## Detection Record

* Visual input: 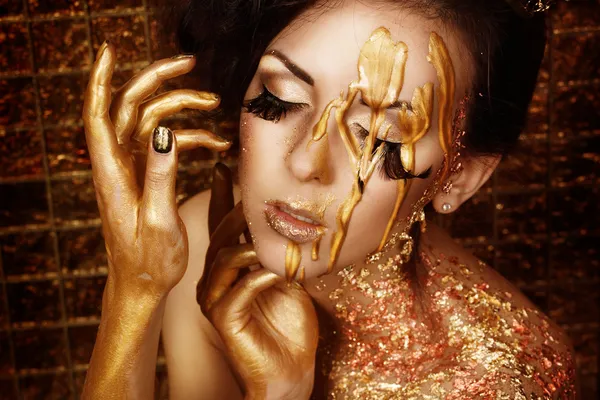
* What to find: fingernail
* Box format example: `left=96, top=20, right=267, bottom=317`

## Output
left=171, top=54, right=195, bottom=60
left=153, top=126, right=173, bottom=154
left=96, top=40, right=109, bottom=58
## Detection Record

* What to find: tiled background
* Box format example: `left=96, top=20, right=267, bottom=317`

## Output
left=0, top=0, right=598, bottom=398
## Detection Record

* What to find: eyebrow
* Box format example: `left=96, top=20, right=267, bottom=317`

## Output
left=265, top=49, right=315, bottom=86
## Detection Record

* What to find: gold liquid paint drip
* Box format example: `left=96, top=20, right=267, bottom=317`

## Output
left=312, top=238, right=321, bottom=261
left=312, top=29, right=411, bottom=274
left=310, top=28, right=455, bottom=274
left=326, top=180, right=363, bottom=274
left=427, top=31, right=456, bottom=182
left=298, top=266, right=306, bottom=283
left=377, top=82, right=434, bottom=251
left=285, top=241, right=302, bottom=283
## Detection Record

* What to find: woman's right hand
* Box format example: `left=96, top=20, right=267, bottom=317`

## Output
left=197, top=165, right=319, bottom=400
left=83, top=41, right=231, bottom=301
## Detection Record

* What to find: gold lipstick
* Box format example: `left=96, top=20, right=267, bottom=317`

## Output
left=264, top=200, right=326, bottom=244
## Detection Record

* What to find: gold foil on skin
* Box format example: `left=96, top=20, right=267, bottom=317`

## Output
left=285, top=241, right=302, bottom=283
left=318, top=245, right=576, bottom=398
left=309, top=30, right=575, bottom=397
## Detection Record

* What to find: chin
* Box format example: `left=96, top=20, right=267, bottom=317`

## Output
left=251, top=230, right=329, bottom=281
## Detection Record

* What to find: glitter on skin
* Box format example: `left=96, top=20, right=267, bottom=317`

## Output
left=314, top=239, right=576, bottom=399
left=307, top=29, right=574, bottom=399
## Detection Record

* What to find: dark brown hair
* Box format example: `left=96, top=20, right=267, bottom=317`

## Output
left=172, top=0, right=547, bottom=157
left=171, top=0, right=546, bottom=299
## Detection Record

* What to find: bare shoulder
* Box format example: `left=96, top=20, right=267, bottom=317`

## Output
left=421, top=223, right=577, bottom=398
left=161, top=186, right=242, bottom=400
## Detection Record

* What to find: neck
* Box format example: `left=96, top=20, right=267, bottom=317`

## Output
left=303, top=220, right=427, bottom=337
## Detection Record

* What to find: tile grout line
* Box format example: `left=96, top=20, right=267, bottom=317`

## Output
left=0, top=237, right=20, bottom=398
left=141, top=0, right=154, bottom=64
left=545, top=12, right=554, bottom=318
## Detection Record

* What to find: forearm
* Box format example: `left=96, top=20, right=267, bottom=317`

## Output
left=82, top=278, right=166, bottom=399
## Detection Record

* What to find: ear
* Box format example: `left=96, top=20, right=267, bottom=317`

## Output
left=432, top=155, right=501, bottom=214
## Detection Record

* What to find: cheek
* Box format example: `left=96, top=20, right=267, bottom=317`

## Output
left=338, top=176, right=399, bottom=261
left=239, top=115, right=288, bottom=188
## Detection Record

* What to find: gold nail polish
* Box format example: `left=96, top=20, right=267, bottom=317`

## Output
left=153, top=127, right=173, bottom=154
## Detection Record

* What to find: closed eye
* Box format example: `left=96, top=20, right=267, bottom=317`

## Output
left=243, top=85, right=307, bottom=122
left=353, top=123, right=432, bottom=181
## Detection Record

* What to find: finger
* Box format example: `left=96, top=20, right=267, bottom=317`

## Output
left=109, top=55, right=197, bottom=144
left=211, top=269, right=282, bottom=327
left=174, top=130, right=232, bottom=153
left=200, top=243, right=258, bottom=312
left=197, top=202, right=247, bottom=308
left=206, top=202, right=247, bottom=272
left=127, top=130, right=231, bottom=155
left=82, top=42, right=137, bottom=205
left=132, top=90, right=220, bottom=144
left=208, top=163, right=234, bottom=236
left=141, top=127, right=178, bottom=221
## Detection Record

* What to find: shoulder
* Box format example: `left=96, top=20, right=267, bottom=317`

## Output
left=178, top=184, right=242, bottom=271
left=162, top=186, right=244, bottom=399
left=420, top=223, right=577, bottom=398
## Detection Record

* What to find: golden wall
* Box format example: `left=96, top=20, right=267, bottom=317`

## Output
left=0, top=0, right=598, bottom=398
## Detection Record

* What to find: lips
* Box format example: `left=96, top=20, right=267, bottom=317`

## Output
left=264, top=201, right=326, bottom=243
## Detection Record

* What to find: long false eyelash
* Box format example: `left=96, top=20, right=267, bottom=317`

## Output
left=243, top=85, right=306, bottom=122
left=356, top=125, right=431, bottom=181
left=374, top=138, right=432, bottom=181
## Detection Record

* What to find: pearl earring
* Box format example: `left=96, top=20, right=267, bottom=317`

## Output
left=442, top=203, right=452, bottom=212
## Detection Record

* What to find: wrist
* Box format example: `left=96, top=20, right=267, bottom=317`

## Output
left=102, top=274, right=168, bottom=313
left=245, top=378, right=312, bottom=400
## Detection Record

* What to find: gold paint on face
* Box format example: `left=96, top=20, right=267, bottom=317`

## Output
left=310, top=27, right=454, bottom=273
left=427, top=31, right=456, bottom=181
left=312, top=238, right=321, bottom=261
left=285, top=241, right=302, bottom=282
left=287, top=194, right=334, bottom=223
left=298, top=266, right=306, bottom=283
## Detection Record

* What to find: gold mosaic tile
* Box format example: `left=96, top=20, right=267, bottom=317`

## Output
left=0, top=231, right=57, bottom=277
left=32, top=19, right=90, bottom=73
left=26, top=0, right=84, bottom=17
left=0, top=129, right=44, bottom=179
left=64, top=277, right=105, bottom=321
left=91, top=16, right=148, bottom=66
left=18, top=372, right=72, bottom=400
left=0, top=78, right=37, bottom=128
left=553, top=32, right=600, bottom=84
left=0, top=1, right=599, bottom=397
left=496, top=191, right=548, bottom=239
left=13, top=328, right=67, bottom=370
left=50, top=178, right=100, bottom=225
left=44, top=125, right=91, bottom=174
left=57, top=228, right=107, bottom=276
left=38, top=74, right=88, bottom=125
left=6, top=281, right=62, bottom=326
left=495, top=239, right=548, bottom=287
left=0, top=182, right=49, bottom=227
left=0, top=23, right=31, bottom=74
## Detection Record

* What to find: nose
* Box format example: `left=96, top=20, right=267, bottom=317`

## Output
left=287, top=130, right=333, bottom=185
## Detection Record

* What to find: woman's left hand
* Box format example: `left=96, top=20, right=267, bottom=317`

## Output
left=197, top=165, right=319, bottom=400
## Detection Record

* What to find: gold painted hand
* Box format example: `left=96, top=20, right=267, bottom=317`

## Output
left=198, top=166, right=319, bottom=400
left=83, top=42, right=231, bottom=299
left=82, top=42, right=231, bottom=399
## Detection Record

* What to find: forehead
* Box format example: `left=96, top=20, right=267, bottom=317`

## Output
left=267, top=1, right=462, bottom=93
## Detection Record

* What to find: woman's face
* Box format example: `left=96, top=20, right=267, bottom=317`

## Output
left=239, top=1, right=470, bottom=280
